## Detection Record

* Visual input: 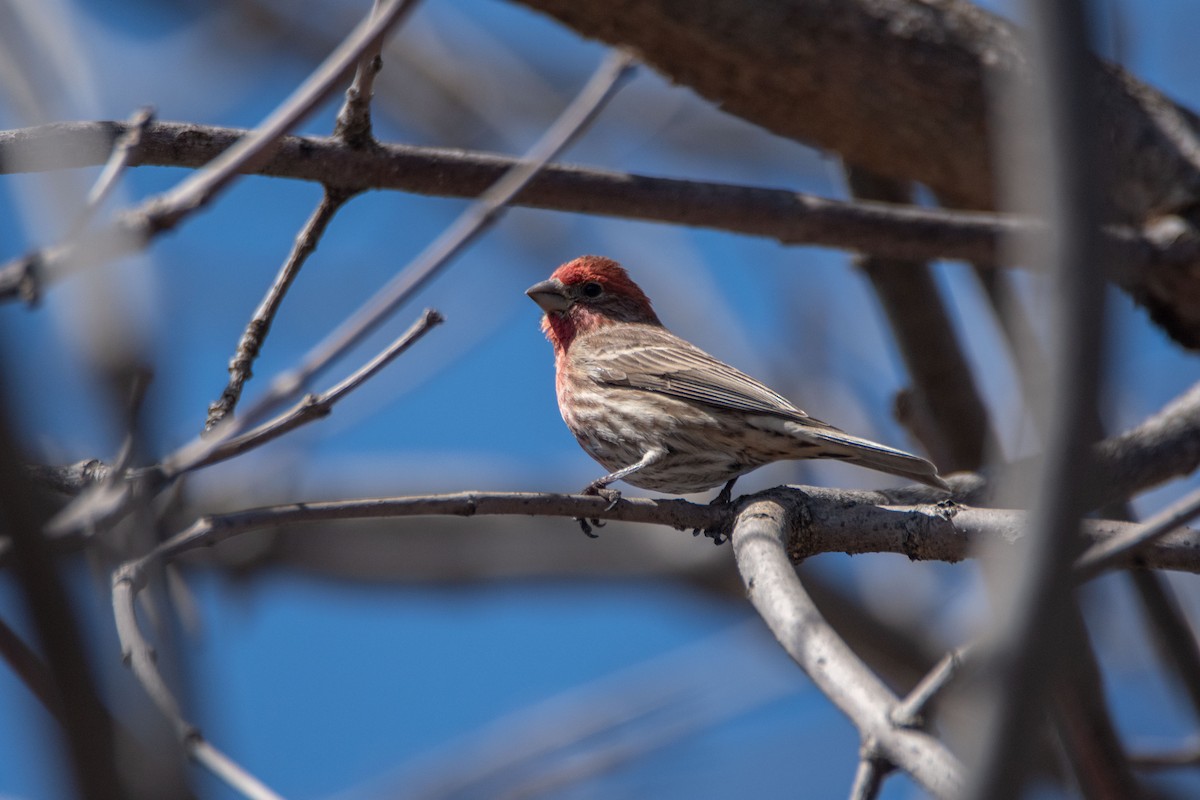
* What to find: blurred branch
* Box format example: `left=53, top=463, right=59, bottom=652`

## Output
left=0, top=374, right=122, bottom=798
left=45, top=307, right=443, bottom=537
left=948, top=378, right=1200, bottom=508
left=844, top=167, right=996, bottom=471
left=0, top=0, right=421, bottom=303
left=1130, top=741, right=1200, bottom=770
left=967, top=1, right=1109, bottom=796
left=113, top=562, right=283, bottom=800
left=1126, top=570, right=1200, bottom=725
left=890, top=647, right=966, bottom=729
left=66, top=106, right=154, bottom=241
left=729, top=495, right=963, bottom=798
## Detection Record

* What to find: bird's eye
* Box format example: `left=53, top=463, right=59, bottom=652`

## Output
left=581, top=281, right=603, bottom=298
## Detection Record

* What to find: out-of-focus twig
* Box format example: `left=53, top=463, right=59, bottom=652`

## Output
left=0, top=373, right=122, bottom=798
left=966, top=1, right=1110, bottom=797
left=0, top=0, right=420, bottom=299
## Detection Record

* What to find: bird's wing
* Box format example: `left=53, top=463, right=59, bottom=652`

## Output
left=576, top=325, right=835, bottom=427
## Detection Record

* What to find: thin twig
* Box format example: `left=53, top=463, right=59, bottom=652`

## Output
left=206, top=0, right=391, bottom=431
left=267, top=50, right=637, bottom=415
left=890, top=647, right=967, bottom=729
left=45, top=307, right=441, bottom=539
left=848, top=752, right=888, bottom=800
left=112, top=568, right=284, bottom=800
left=333, top=0, right=386, bottom=147
left=68, top=106, right=154, bottom=239
left=204, top=187, right=353, bottom=430
left=1075, top=484, right=1200, bottom=579
left=139, top=0, right=419, bottom=234
left=191, top=308, right=443, bottom=472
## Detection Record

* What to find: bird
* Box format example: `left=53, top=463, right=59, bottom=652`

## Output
left=526, top=255, right=949, bottom=535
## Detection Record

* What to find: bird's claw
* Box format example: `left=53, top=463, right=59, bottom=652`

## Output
left=692, top=525, right=731, bottom=545
left=576, top=517, right=602, bottom=538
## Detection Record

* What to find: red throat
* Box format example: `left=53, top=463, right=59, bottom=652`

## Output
left=541, top=304, right=613, bottom=354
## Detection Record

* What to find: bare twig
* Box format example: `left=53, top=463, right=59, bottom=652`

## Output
left=204, top=187, right=353, bottom=430
left=729, top=495, right=964, bottom=798
left=1075, top=484, right=1200, bottom=579
left=191, top=308, right=443, bottom=472
left=111, top=573, right=284, bottom=800
left=333, top=0, right=386, bottom=147
left=890, top=647, right=967, bottom=729
left=68, top=106, right=154, bottom=239
left=269, top=50, right=636, bottom=412
left=139, top=0, right=418, bottom=233
left=207, top=0, right=392, bottom=430
left=848, top=750, right=888, bottom=800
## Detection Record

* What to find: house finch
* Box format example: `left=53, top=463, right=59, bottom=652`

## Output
left=527, top=256, right=948, bottom=534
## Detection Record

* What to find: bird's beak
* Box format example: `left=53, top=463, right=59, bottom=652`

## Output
left=525, top=278, right=571, bottom=313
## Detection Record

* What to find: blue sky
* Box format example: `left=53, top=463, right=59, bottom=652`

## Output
left=2, top=1, right=1200, bottom=797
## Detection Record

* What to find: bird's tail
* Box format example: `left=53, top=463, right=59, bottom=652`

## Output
left=796, top=426, right=950, bottom=491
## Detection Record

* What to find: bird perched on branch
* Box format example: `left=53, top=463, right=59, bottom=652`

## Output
left=527, top=255, right=948, bottom=535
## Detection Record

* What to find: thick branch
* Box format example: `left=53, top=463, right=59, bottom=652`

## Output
left=511, top=0, right=1200, bottom=220
left=730, top=495, right=963, bottom=798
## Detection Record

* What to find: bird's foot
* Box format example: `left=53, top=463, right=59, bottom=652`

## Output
left=576, top=483, right=621, bottom=537
left=692, top=479, right=737, bottom=544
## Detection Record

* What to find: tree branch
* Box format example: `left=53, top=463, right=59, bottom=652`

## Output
left=729, top=495, right=963, bottom=798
